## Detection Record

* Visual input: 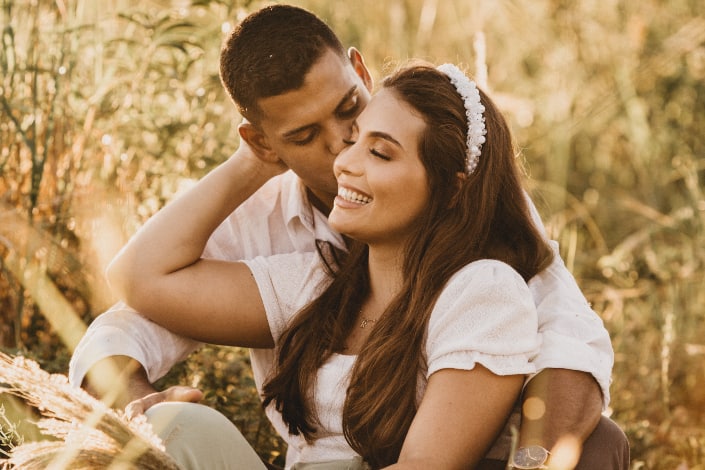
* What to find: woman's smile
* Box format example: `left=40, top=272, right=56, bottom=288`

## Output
left=335, top=185, right=373, bottom=207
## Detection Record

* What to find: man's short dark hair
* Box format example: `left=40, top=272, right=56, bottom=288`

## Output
left=220, top=4, right=346, bottom=123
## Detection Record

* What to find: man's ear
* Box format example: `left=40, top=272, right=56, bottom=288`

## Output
left=348, top=47, right=373, bottom=92
left=238, top=121, right=280, bottom=164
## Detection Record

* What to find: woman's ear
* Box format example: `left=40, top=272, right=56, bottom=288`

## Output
left=238, top=121, right=281, bottom=164
left=348, top=47, right=373, bottom=92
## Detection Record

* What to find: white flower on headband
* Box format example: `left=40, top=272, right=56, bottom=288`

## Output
left=437, top=63, right=487, bottom=175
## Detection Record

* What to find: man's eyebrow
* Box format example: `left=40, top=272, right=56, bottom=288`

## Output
left=282, top=86, right=359, bottom=139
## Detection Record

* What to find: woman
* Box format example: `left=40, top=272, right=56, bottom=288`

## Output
left=108, top=62, right=554, bottom=469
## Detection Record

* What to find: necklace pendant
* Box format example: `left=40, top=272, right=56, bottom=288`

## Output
left=360, top=318, right=376, bottom=329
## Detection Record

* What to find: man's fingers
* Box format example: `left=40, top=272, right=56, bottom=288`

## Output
left=125, top=390, right=165, bottom=419
left=124, top=398, right=147, bottom=420
left=164, top=386, right=204, bottom=403
left=124, top=386, right=203, bottom=420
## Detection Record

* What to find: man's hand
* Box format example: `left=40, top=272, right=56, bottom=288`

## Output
left=83, top=356, right=158, bottom=408
left=83, top=356, right=204, bottom=418
left=125, top=385, right=204, bottom=419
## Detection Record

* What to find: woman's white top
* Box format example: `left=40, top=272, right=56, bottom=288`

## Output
left=244, top=252, right=541, bottom=466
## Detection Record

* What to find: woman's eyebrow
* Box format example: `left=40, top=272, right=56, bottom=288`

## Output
left=367, top=131, right=403, bottom=150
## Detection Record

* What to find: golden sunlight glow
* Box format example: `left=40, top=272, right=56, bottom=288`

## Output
left=549, top=435, right=582, bottom=470
left=523, top=396, right=546, bottom=420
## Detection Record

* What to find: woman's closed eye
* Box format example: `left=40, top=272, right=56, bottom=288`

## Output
left=370, top=148, right=391, bottom=161
left=342, top=122, right=391, bottom=160
left=340, top=138, right=390, bottom=161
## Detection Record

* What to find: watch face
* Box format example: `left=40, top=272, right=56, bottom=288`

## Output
left=512, top=445, right=549, bottom=469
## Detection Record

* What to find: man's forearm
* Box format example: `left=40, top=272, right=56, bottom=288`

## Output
left=519, top=368, right=603, bottom=450
left=107, top=149, right=280, bottom=307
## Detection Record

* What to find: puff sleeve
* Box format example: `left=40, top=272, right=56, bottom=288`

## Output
left=426, top=260, right=540, bottom=378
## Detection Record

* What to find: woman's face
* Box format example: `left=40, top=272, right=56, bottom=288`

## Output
left=328, top=88, right=430, bottom=247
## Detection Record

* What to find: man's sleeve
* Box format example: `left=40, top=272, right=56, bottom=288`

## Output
left=69, top=202, right=254, bottom=388
left=525, top=195, right=614, bottom=408
left=68, top=301, right=201, bottom=387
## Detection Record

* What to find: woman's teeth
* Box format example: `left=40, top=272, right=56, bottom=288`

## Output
left=338, top=188, right=372, bottom=204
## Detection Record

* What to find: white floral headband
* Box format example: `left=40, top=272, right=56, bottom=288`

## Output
left=437, top=63, right=487, bottom=175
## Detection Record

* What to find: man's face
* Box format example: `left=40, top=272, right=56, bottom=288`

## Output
left=256, top=49, right=372, bottom=210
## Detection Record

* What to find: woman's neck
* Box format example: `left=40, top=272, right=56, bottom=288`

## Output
left=366, top=245, right=405, bottom=308
left=337, top=245, right=404, bottom=354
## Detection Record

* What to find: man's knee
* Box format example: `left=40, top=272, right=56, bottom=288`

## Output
left=145, top=402, right=235, bottom=437
left=145, top=402, right=266, bottom=470
left=575, top=415, right=630, bottom=470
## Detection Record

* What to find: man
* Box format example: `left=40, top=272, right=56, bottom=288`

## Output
left=69, top=5, right=628, bottom=469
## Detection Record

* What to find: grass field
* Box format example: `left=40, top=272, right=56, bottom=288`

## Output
left=1, top=0, right=704, bottom=468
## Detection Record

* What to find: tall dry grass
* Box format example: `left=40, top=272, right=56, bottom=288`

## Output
left=1, top=0, right=704, bottom=468
left=0, top=352, right=178, bottom=469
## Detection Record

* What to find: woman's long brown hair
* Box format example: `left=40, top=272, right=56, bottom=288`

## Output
left=261, top=64, right=554, bottom=468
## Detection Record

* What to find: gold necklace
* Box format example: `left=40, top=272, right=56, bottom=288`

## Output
left=359, top=306, right=381, bottom=329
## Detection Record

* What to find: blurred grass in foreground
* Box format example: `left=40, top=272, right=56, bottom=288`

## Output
left=1, top=0, right=704, bottom=468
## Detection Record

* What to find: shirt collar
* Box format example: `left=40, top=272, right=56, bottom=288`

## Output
left=281, top=171, right=314, bottom=229
left=283, top=171, right=345, bottom=250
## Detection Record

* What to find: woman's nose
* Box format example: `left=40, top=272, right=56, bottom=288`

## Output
left=333, top=142, right=360, bottom=176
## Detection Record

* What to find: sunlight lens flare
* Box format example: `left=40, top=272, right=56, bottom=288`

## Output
left=549, top=435, right=582, bottom=470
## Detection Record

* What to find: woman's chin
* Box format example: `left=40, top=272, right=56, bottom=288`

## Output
left=329, top=218, right=352, bottom=237
left=328, top=209, right=348, bottom=231
left=328, top=217, right=360, bottom=241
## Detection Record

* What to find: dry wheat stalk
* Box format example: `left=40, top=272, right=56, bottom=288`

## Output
left=0, top=352, right=180, bottom=469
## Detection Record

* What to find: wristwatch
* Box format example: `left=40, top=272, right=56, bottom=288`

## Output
left=511, top=445, right=550, bottom=469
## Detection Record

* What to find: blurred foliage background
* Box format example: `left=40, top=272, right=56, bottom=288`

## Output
left=0, top=0, right=703, bottom=468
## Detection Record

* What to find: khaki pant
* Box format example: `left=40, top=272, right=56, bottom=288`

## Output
left=145, top=402, right=368, bottom=470
left=146, top=402, right=267, bottom=470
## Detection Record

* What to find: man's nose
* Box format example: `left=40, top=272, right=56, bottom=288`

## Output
left=325, top=121, right=353, bottom=156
